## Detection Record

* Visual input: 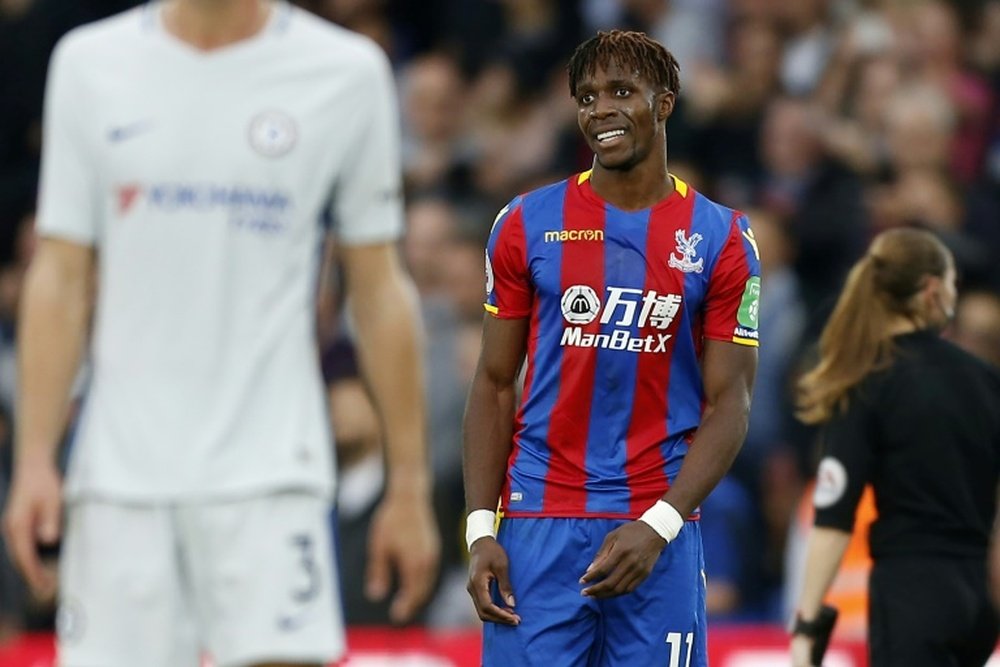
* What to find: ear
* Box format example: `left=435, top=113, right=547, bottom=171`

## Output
left=657, top=91, right=676, bottom=123
left=922, top=274, right=942, bottom=295
left=920, top=274, right=942, bottom=309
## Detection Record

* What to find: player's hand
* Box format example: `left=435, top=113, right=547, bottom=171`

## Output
left=579, top=520, right=666, bottom=599
left=2, top=459, right=62, bottom=600
left=466, top=537, right=521, bottom=625
left=366, top=487, right=440, bottom=623
left=790, top=634, right=815, bottom=667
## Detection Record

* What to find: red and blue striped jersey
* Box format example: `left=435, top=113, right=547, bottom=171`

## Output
left=484, top=171, right=761, bottom=519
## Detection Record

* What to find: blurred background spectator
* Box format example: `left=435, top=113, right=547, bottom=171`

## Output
left=1, top=0, right=998, bottom=640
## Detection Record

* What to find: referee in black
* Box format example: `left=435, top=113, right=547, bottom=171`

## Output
left=790, top=228, right=1000, bottom=667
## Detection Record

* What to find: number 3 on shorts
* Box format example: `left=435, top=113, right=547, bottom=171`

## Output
left=666, top=631, right=694, bottom=667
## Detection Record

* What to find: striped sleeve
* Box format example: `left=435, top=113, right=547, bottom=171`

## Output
left=703, top=213, right=761, bottom=347
left=484, top=197, right=532, bottom=318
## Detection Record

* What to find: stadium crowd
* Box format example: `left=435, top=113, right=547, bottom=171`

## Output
left=1, top=0, right=999, bottom=645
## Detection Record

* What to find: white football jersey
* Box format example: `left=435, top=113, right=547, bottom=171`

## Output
left=37, top=3, right=403, bottom=501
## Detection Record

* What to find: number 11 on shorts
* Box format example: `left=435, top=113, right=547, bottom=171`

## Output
left=666, top=631, right=694, bottom=667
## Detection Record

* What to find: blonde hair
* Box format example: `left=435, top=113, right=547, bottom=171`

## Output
left=797, top=228, right=952, bottom=424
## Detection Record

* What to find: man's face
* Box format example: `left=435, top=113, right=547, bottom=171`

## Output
left=574, top=61, right=672, bottom=171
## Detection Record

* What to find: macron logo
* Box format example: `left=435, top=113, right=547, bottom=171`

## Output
left=544, top=229, right=604, bottom=243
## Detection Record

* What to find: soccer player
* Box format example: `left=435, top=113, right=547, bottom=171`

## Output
left=1, top=2, right=439, bottom=666
left=463, top=30, right=760, bottom=666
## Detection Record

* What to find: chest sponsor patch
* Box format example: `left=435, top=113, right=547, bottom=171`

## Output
left=559, top=285, right=681, bottom=353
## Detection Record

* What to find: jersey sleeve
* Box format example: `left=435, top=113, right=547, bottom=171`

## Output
left=703, top=213, right=761, bottom=347
left=484, top=198, right=532, bottom=319
left=813, top=393, right=876, bottom=532
left=36, top=36, right=100, bottom=245
left=328, top=43, right=404, bottom=245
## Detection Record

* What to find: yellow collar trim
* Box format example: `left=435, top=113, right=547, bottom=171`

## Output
left=576, top=170, right=688, bottom=198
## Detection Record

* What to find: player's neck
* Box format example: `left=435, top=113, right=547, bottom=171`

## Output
left=162, top=0, right=273, bottom=51
left=589, top=159, right=674, bottom=212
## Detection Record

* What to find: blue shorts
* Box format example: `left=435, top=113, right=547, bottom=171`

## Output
left=483, top=517, right=707, bottom=667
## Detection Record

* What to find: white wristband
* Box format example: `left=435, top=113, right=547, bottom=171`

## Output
left=465, top=509, right=497, bottom=551
left=638, top=500, right=684, bottom=543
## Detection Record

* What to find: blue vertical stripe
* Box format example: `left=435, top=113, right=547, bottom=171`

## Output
left=510, top=183, right=568, bottom=513
left=584, top=206, right=650, bottom=514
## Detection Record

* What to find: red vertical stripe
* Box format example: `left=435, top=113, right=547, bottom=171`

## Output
left=624, top=194, right=696, bottom=515
left=541, top=183, right=606, bottom=515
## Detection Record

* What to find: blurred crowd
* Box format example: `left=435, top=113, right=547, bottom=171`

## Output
left=1, top=0, right=999, bottom=643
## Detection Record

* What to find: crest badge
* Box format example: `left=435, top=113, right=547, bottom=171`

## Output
left=248, top=110, right=297, bottom=158
left=668, top=229, right=704, bottom=274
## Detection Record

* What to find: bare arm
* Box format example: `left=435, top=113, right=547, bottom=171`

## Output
left=341, top=242, right=427, bottom=485
left=463, top=314, right=528, bottom=625
left=463, top=315, right=528, bottom=512
left=663, top=340, right=757, bottom=516
left=338, top=241, right=439, bottom=623
left=794, top=526, right=851, bottom=620
left=581, top=339, right=757, bottom=598
left=16, top=238, right=93, bottom=464
left=790, top=526, right=851, bottom=667
left=2, top=237, right=93, bottom=596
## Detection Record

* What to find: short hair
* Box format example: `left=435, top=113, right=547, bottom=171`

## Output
left=567, top=30, right=681, bottom=99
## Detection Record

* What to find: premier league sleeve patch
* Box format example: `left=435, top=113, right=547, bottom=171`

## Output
left=733, top=276, right=760, bottom=344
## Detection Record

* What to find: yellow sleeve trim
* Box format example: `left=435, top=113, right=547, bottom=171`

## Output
left=577, top=170, right=593, bottom=184
left=483, top=303, right=499, bottom=315
left=731, top=336, right=759, bottom=347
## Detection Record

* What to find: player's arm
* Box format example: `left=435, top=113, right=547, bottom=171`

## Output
left=661, top=340, right=756, bottom=515
left=580, top=341, right=756, bottom=598
left=327, top=36, right=439, bottom=622
left=2, top=238, right=93, bottom=597
left=463, top=316, right=526, bottom=512
left=657, top=214, right=761, bottom=515
left=463, top=314, right=528, bottom=625
left=2, top=32, right=96, bottom=597
left=339, top=241, right=440, bottom=623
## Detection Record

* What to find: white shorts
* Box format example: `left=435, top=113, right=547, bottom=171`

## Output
left=57, top=492, right=344, bottom=667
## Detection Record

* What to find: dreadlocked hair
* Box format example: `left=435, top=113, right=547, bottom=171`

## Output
left=567, top=30, right=681, bottom=98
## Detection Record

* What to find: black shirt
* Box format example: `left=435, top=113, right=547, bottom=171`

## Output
left=813, top=330, right=1000, bottom=558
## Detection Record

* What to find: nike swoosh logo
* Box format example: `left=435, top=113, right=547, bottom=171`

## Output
left=107, top=121, right=153, bottom=143
left=277, top=612, right=312, bottom=632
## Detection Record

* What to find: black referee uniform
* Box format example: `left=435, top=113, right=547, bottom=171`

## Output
left=813, top=330, right=1000, bottom=667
